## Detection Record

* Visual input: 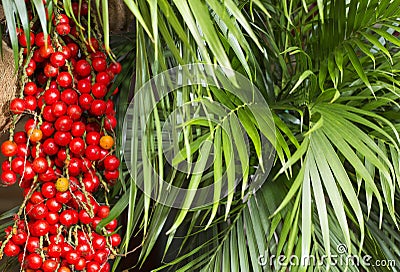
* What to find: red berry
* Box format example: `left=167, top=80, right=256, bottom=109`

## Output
left=109, top=62, right=122, bottom=74
left=86, top=37, right=99, bottom=51
left=55, top=116, right=73, bottom=131
left=60, top=209, right=79, bottom=227
left=11, top=157, right=25, bottom=174
left=57, top=72, right=73, bottom=88
left=46, top=198, right=62, bottom=212
left=69, top=137, right=85, bottom=155
left=61, top=88, right=78, bottom=105
left=35, top=32, right=51, bottom=47
left=46, top=211, right=60, bottom=225
left=1, top=140, right=18, bottom=156
left=78, top=210, right=93, bottom=224
left=44, top=88, right=61, bottom=105
left=92, top=83, right=108, bottom=98
left=12, top=231, right=28, bottom=245
left=71, top=121, right=86, bottom=137
left=104, top=155, right=120, bottom=171
left=18, top=31, right=35, bottom=47
left=10, top=98, right=26, bottom=114
left=55, top=191, right=71, bottom=204
left=90, top=100, right=107, bottom=116
left=94, top=249, right=109, bottom=264
left=39, top=122, right=54, bottom=138
left=75, top=60, right=91, bottom=77
left=67, top=43, right=79, bottom=58
left=32, top=157, right=48, bottom=173
left=104, top=115, right=117, bottom=131
left=50, top=52, right=66, bottom=67
left=56, top=23, right=71, bottom=35
left=54, top=131, right=72, bottom=146
left=44, top=63, right=59, bottom=77
left=25, top=96, right=38, bottom=111
left=104, top=169, right=119, bottom=181
left=3, top=241, right=20, bottom=257
left=43, top=106, right=56, bottom=122
left=92, top=57, right=107, bottom=72
left=26, top=237, right=40, bottom=253
left=79, top=93, right=94, bottom=110
left=41, top=182, right=56, bottom=198
left=86, top=261, right=101, bottom=272
left=43, top=138, right=59, bottom=156
left=33, top=49, right=45, bottom=62
left=67, top=105, right=83, bottom=120
left=39, top=45, right=55, bottom=58
left=78, top=78, right=92, bottom=93
left=92, top=235, right=107, bottom=250
left=42, top=259, right=58, bottom=272
left=1, top=170, right=17, bottom=185
left=110, top=233, right=121, bottom=247
left=24, top=82, right=38, bottom=95
left=32, top=220, right=50, bottom=237
left=48, top=243, right=62, bottom=258
left=97, top=205, right=110, bottom=218
left=26, top=253, right=43, bottom=269
left=61, top=45, right=71, bottom=60
left=14, top=131, right=27, bottom=144
left=52, top=101, right=68, bottom=117
left=29, top=203, right=48, bottom=220
left=96, top=72, right=112, bottom=86
left=68, top=157, right=82, bottom=176
left=86, top=131, right=101, bottom=145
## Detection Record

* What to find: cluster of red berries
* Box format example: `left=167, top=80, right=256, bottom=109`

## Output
left=0, top=2, right=122, bottom=272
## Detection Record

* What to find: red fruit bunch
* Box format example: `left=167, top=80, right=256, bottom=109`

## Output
left=0, top=2, right=122, bottom=271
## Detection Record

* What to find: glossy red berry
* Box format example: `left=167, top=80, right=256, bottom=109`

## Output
left=67, top=105, right=83, bottom=120
left=92, top=83, right=108, bottom=98
left=25, top=96, right=38, bottom=111
left=18, top=31, right=35, bottom=47
left=43, top=138, right=59, bottom=156
left=109, top=62, right=122, bottom=74
left=24, top=82, right=38, bottom=95
left=57, top=72, right=73, bottom=88
left=79, top=94, right=94, bottom=110
left=90, top=100, right=106, bottom=116
left=92, top=57, right=107, bottom=72
left=50, top=52, right=66, bottom=67
left=29, top=221, right=50, bottom=239
left=32, top=157, right=48, bottom=173
left=78, top=78, right=92, bottom=93
left=25, top=253, right=43, bottom=269
left=1, top=140, right=18, bottom=156
left=54, top=131, right=72, bottom=146
left=52, top=101, right=68, bottom=117
left=69, top=137, right=85, bottom=155
left=61, top=88, right=78, bottom=105
left=1, top=170, right=17, bottom=185
left=55, top=116, right=73, bottom=131
left=10, top=98, right=26, bottom=114
left=44, top=63, right=59, bottom=77
left=3, top=241, right=20, bottom=257
left=60, top=209, right=79, bottom=227
left=41, top=182, right=56, bottom=198
left=75, top=60, right=91, bottom=77
left=71, top=121, right=86, bottom=137
left=56, top=23, right=71, bottom=35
